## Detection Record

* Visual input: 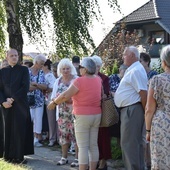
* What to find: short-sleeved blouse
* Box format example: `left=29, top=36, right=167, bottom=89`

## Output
left=109, top=74, right=121, bottom=93
left=149, top=73, right=170, bottom=169
left=72, top=76, right=102, bottom=115
left=28, top=69, right=46, bottom=108
left=147, top=70, right=158, bottom=80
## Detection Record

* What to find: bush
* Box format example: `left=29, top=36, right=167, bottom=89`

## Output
left=111, top=137, right=122, bottom=160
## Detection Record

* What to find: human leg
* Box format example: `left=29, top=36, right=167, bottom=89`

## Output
left=46, top=107, right=57, bottom=146
left=32, top=107, right=44, bottom=146
left=98, top=127, right=112, bottom=169
left=74, top=115, right=91, bottom=170
left=120, top=104, right=144, bottom=170
left=89, top=114, right=101, bottom=170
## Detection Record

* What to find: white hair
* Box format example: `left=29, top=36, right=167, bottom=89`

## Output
left=160, top=45, right=170, bottom=67
left=33, top=54, right=46, bottom=64
left=57, top=58, right=77, bottom=77
left=91, top=55, right=103, bottom=67
left=125, top=46, right=140, bottom=59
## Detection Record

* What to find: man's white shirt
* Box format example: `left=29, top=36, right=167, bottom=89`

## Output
left=114, top=61, right=148, bottom=108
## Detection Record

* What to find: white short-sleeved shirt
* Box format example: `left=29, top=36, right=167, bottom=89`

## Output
left=114, top=61, right=148, bottom=108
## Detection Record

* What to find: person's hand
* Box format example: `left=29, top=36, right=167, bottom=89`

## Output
left=31, top=82, right=38, bottom=87
left=7, top=98, right=14, bottom=104
left=47, top=101, right=56, bottom=110
left=146, top=133, right=150, bottom=142
left=2, top=101, right=12, bottom=108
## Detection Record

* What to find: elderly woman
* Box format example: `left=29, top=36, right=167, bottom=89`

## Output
left=29, top=54, right=47, bottom=147
left=91, top=55, right=111, bottom=170
left=48, top=57, right=102, bottom=170
left=145, top=45, right=170, bottom=170
left=48, top=58, right=78, bottom=166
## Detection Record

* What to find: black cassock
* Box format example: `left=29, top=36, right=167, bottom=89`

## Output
left=0, top=64, right=34, bottom=161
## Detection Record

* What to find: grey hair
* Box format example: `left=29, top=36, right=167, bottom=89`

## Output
left=160, top=45, right=170, bottom=67
left=125, top=46, right=140, bottom=59
left=81, top=57, right=96, bottom=75
left=33, top=54, right=46, bottom=64
left=57, top=58, right=77, bottom=77
left=91, top=55, right=102, bottom=67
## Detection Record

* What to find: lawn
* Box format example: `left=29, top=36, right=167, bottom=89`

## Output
left=0, top=159, right=29, bottom=170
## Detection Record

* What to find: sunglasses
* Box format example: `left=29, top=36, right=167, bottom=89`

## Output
left=79, top=65, right=84, bottom=69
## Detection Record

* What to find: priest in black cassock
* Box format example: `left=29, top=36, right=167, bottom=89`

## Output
left=0, top=48, right=34, bottom=163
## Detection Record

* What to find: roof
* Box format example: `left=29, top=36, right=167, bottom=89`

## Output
left=120, top=0, right=170, bottom=33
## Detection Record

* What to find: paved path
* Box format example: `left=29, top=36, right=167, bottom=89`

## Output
left=25, top=146, right=77, bottom=170
left=25, top=146, right=125, bottom=170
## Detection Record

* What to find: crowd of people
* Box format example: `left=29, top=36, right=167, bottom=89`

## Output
left=0, top=45, right=170, bottom=170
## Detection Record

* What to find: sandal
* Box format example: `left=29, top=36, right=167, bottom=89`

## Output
left=70, top=159, right=79, bottom=167
left=57, top=157, right=68, bottom=165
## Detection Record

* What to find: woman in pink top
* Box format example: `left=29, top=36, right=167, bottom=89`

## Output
left=48, top=57, right=102, bottom=170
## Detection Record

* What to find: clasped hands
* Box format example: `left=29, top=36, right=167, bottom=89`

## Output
left=2, top=98, right=14, bottom=108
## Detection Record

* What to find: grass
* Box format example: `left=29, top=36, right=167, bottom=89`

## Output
left=0, top=159, right=29, bottom=170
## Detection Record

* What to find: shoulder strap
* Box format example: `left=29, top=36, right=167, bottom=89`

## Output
left=37, top=71, right=40, bottom=83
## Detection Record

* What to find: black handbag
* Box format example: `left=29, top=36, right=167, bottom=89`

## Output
left=27, top=71, right=39, bottom=106
left=27, top=92, right=35, bottom=106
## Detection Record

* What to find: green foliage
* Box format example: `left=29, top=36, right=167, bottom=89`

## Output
left=101, top=59, right=119, bottom=76
left=152, top=58, right=164, bottom=74
left=16, top=0, right=120, bottom=56
left=111, top=138, right=122, bottom=160
left=111, top=60, right=119, bottom=74
left=0, top=1, right=6, bottom=55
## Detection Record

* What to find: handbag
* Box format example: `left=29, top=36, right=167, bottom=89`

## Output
left=27, top=92, right=35, bottom=106
left=27, top=71, right=40, bottom=106
left=100, top=96, right=119, bottom=127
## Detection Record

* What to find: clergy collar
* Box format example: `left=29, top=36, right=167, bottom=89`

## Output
left=9, top=64, right=18, bottom=68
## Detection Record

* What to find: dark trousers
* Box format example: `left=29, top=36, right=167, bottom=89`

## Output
left=0, top=108, right=4, bottom=157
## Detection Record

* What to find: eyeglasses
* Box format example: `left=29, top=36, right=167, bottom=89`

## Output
left=79, top=65, right=84, bottom=69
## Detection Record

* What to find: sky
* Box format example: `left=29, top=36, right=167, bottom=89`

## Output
left=23, top=0, right=149, bottom=54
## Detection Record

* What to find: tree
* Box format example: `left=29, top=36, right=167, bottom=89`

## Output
left=0, top=1, right=6, bottom=57
left=94, top=23, right=140, bottom=75
left=0, top=0, right=120, bottom=61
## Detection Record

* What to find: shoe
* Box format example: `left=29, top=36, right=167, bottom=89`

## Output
left=70, top=159, right=79, bottom=167
left=48, top=141, right=54, bottom=147
left=57, top=157, right=68, bottom=165
left=34, top=141, right=43, bottom=147
left=97, top=164, right=107, bottom=170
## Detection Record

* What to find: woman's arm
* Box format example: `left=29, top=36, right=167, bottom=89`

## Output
left=47, top=84, right=78, bottom=110
left=31, top=82, right=47, bottom=90
left=145, top=86, right=156, bottom=141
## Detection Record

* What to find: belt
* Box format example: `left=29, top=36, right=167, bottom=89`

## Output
left=119, top=102, right=141, bottom=110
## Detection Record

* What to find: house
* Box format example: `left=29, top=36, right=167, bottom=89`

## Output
left=94, top=0, right=170, bottom=65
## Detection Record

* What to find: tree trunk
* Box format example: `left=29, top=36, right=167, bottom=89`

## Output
left=5, top=0, right=23, bottom=62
